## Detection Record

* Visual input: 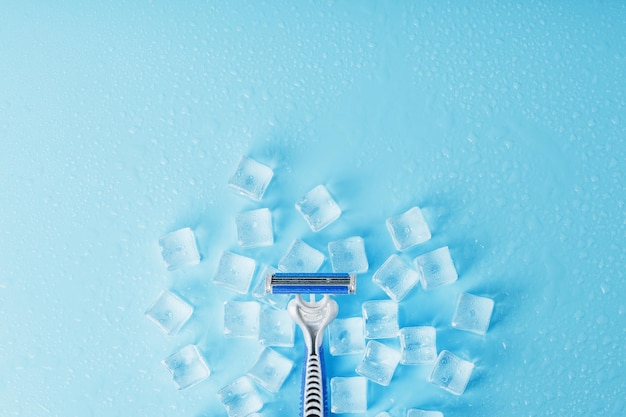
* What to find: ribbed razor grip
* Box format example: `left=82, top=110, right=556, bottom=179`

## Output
left=302, top=349, right=324, bottom=417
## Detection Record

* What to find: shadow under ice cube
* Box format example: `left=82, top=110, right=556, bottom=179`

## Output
left=429, top=350, right=474, bottom=396
left=161, top=344, right=210, bottom=390
left=145, top=290, right=193, bottom=335
left=159, top=227, right=201, bottom=271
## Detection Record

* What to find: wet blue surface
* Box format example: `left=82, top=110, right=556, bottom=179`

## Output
left=1, top=1, right=625, bottom=416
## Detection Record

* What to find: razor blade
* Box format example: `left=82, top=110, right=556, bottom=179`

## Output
left=266, top=272, right=356, bottom=295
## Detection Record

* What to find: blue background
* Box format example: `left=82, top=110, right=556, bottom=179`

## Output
left=1, top=1, right=624, bottom=416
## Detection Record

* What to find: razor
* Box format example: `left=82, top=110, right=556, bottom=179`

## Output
left=266, top=272, right=357, bottom=417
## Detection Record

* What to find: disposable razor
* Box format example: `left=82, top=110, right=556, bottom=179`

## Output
left=267, top=272, right=356, bottom=417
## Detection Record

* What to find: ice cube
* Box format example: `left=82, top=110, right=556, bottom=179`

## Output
left=413, top=246, right=458, bottom=291
left=145, top=290, right=193, bottom=336
left=228, top=156, right=274, bottom=201
left=224, top=301, right=260, bottom=338
left=258, top=307, right=295, bottom=347
left=278, top=239, right=325, bottom=273
left=399, top=326, right=437, bottom=365
left=159, top=227, right=201, bottom=271
left=213, top=251, right=257, bottom=294
left=372, top=254, right=421, bottom=302
left=236, top=208, right=274, bottom=249
left=161, top=344, right=210, bottom=390
left=247, top=347, right=294, bottom=393
left=328, top=317, right=366, bottom=356
left=295, top=184, right=342, bottom=232
left=451, top=293, right=494, bottom=335
left=251, top=265, right=290, bottom=310
left=328, top=236, right=369, bottom=273
left=217, top=375, right=264, bottom=417
left=386, top=206, right=431, bottom=251
left=375, top=413, right=392, bottom=417
left=362, top=300, right=399, bottom=339
left=330, top=376, right=368, bottom=414
left=429, top=350, right=474, bottom=395
left=355, top=340, right=401, bottom=386
left=407, top=409, right=444, bottom=417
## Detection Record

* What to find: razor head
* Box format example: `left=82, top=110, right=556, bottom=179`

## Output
left=266, top=272, right=356, bottom=295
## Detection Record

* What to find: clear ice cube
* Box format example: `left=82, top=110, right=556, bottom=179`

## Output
left=251, top=265, right=291, bottom=310
left=414, top=246, right=458, bottom=291
left=278, top=239, right=325, bottom=273
left=375, top=413, right=392, bottom=417
left=295, top=184, right=342, bottom=232
left=145, top=290, right=193, bottom=336
left=355, top=340, right=401, bottom=386
left=224, top=301, right=260, bottom=338
left=247, top=347, right=294, bottom=393
left=330, top=376, right=368, bottom=414
left=159, top=227, right=201, bottom=271
left=217, top=376, right=264, bottom=417
left=429, top=350, right=474, bottom=396
left=362, top=300, right=399, bottom=339
left=228, top=156, right=274, bottom=201
left=258, top=307, right=295, bottom=347
left=399, top=326, right=437, bottom=365
left=213, top=251, right=257, bottom=294
left=451, top=293, right=494, bottom=335
left=328, top=236, right=369, bottom=273
left=407, top=409, right=444, bottom=417
left=328, top=317, right=366, bottom=356
left=372, top=254, right=420, bottom=302
left=386, top=206, right=431, bottom=251
left=161, top=344, right=210, bottom=390
left=236, top=208, right=274, bottom=248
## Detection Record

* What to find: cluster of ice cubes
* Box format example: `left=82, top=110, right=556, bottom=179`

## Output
left=149, top=157, right=495, bottom=415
